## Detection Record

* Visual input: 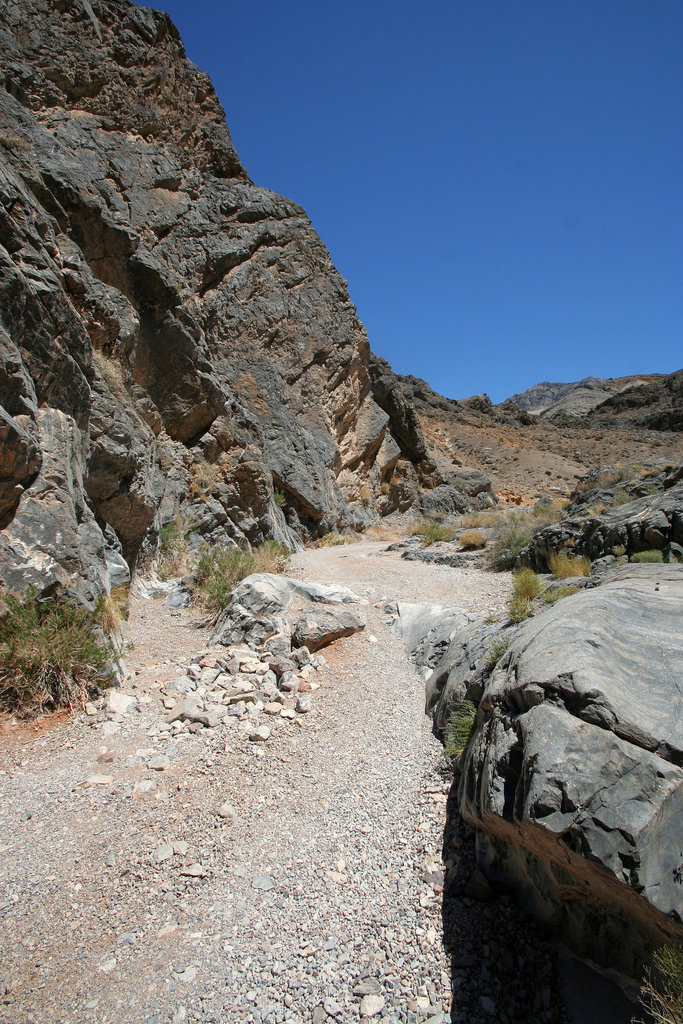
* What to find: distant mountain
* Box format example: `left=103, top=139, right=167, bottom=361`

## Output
left=509, top=372, right=681, bottom=427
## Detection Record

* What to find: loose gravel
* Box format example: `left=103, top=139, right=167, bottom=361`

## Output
left=0, top=542, right=568, bottom=1024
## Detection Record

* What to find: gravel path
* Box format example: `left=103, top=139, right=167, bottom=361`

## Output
left=0, top=542, right=566, bottom=1024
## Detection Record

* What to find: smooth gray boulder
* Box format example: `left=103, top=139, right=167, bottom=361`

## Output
left=457, top=564, right=683, bottom=977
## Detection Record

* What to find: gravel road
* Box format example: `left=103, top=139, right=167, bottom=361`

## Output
left=0, top=542, right=568, bottom=1024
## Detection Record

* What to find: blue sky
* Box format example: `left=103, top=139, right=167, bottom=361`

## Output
left=157, top=0, right=682, bottom=403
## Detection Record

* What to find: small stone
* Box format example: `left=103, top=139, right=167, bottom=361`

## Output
left=251, top=874, right=275, bottom=891
left=278, top=672, right=299, bottom=693
left=280, top=708, right=296, bottom=719
left=263, top=702, right=281, bottom=715
left=148, top=755, right=171, bottom=772
left=106, top=691, right=137, bottom=715
left=295, top=694, right=311, bottom=714
left=99, top=958, right=117, bottom=973
left=85, top=702, right=98, bottom=716
left=249, top=725, right=271, bottom=743
left=180, top=863, right=205, bottom=878
left=217, top=802, right=237, bottom=819
left=354, top=980, right=381, bottom=997
left=83, top=774, right=113, bottom=787
left=359, top=993, right=385, bottom=1017
left=173, top=841, right=190, bottom=856
left=155, top=843, right=174, bottom=863
left=132, top=779, right=155, bottom=796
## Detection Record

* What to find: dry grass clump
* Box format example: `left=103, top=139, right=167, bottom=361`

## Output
left=444, top=700, right=477, bottom=760
left=359, top=484, right=372, bottom=507
left=635, top=945, right=683, bottom=1024
left=189, top=460, right=219, bottom=502
left=488, top=527, right=533, bottom=571
left=548, top=552, right=591, bottom=578
left=157, top=516, right=195, bottom=579
left=316, top=532, right=350, bottom=547
left=630, top=549, right=664, bottom=563
left=508, top=568, right=543, bottom=622
left=0, top=589, right=115, bottom=717
left=95, top=586, right=129, bottom=632
left=458, top=529, right=487, bottom=550
left=485, top=636, right=510, bottom=669
left=416, top=518, right=459, bottom=546
left=195, top=540, right=290, bottom=618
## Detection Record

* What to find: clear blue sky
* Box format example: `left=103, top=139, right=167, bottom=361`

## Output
left=156, top=0, right=682, bottom=403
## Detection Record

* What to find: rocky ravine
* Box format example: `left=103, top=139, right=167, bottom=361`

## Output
left=0, top=542, right=573, bottom=1024
left=0, top=0, right=497, bottom=607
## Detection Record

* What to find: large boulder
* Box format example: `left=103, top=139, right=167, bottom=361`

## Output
left=452, top=565, right=683, bottom=977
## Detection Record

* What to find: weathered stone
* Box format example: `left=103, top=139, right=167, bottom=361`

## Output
left=291, top=610, right=366, bottom=651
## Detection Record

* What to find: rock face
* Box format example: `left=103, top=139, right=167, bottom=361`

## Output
left=0, top=0, right=459, bottom=602
left=521, top=473, right=683, bottom=571
left=405, top=565, right=683, bottom=979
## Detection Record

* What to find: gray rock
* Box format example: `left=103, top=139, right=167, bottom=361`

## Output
left=291, top=610, right=366, bottom=651
left=457, top=564, right=683, bottom=977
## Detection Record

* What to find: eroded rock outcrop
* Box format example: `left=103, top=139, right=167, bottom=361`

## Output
left=400, top=565, right=683, bottom=979
left=0, top=0, right=463, bottom=602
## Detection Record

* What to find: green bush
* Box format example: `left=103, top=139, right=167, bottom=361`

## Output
left=513, top=568, right=542, bottom=601
left=630, top=549, right=664, bottom=563
left=548, top=552, right=591, bottom=578
left=416, top=518, right=459, bottom=547
left=157, top=515, right=195, bottom=579
left=273, top=488, right=286, bottom=508
left=0, top=590, right=115, bottom=716
left=444, top=700, right=477, bottom=760
left=489, top=527, right=533, bottom=571
left=541, top=585, right=580, bottom=605
left=611, top=544, right=627, bottom=557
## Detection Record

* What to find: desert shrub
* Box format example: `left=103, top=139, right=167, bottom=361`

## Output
left=0, top=590, right=115, bottom=716
left=609, top=488, right=632, bottom=508
left=489, top=527, right=532, bottom=571
left=444, top=700, right=477, bottom=760
left=380, top=481, right=391, bottom=496
left=273, top=488, right=285, bottom=508
left=195, top=540, right=290, bottom=617
left=635, top=945, right=683, bottom=1024
left=541, top=585, right=579, bottom=605
left=630, top=549, right=663, bottom=563
left=548, top=552, right=591, bottom=579
left=416, top=518, right=459, bottom=547
left=485, top=637, right=510, bottom=669
left=460, top=510, right=503, bottom=529
left=95, top=586, right=129, bottom=632
left=0, top=130, right=32, bottom=153
left=359, top=484, right=372, bottom=506
left=189, top=460, right=219, bottom=501
left=611, top=544, right=627, bottom=557
left=458, top=529, right=487, bottom=550
left=508, top=594, right=534, bottom=623
left=513, top=568, right=542, bottom=601
left=316, top=532, right=349, bottom=547
left=157, top=516, right=194, bottom=579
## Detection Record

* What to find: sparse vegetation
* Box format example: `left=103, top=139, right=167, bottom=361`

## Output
left=95, top=586, right=129, bottom=633
left=0, top=130, right=32, bottom=153
left=612, top=544, right=627, bottom=557
left=508, top=594, right=534, bottom=623
left=630, top=549, right=664, bottom=563
left=485, top=636, right=510, bottom=669
left=195, top=540, right=290, bottom=618
left=541, top=585, right=580, bottom=605
left=380, top=481, right=391, bottom=496
left=0, top=589, right=116, bottom=717
left=416, top=518, right=459, bottom=547
left=316, top=531, right=349, bottom=547
left=444, top=700, right=477, bottom=760
left=634, top=945, right=683, bottom=1024
left=359, top=484, right=372, bottom=507
left=273, top=488, right=286, bottom=508
left=459, top=510, right=502, bottom=529
left=548, top=552, right=591, bottom=579
left=512, top=568, right=542, bottom=601
left=488, top=527, right=533, bottom=571
left=157, top=515, right=195, bottom=579
left=189, top=460, right=219, bottom=502
left=458, top=529, right=487, bottom=550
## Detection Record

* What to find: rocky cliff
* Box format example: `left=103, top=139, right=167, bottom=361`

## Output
left=0, top=0, right=464, bottom=605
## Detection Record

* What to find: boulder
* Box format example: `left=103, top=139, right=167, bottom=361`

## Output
left=455, top=564, right=683, bottom=977
left=291, top=610, right=366, bottom=651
